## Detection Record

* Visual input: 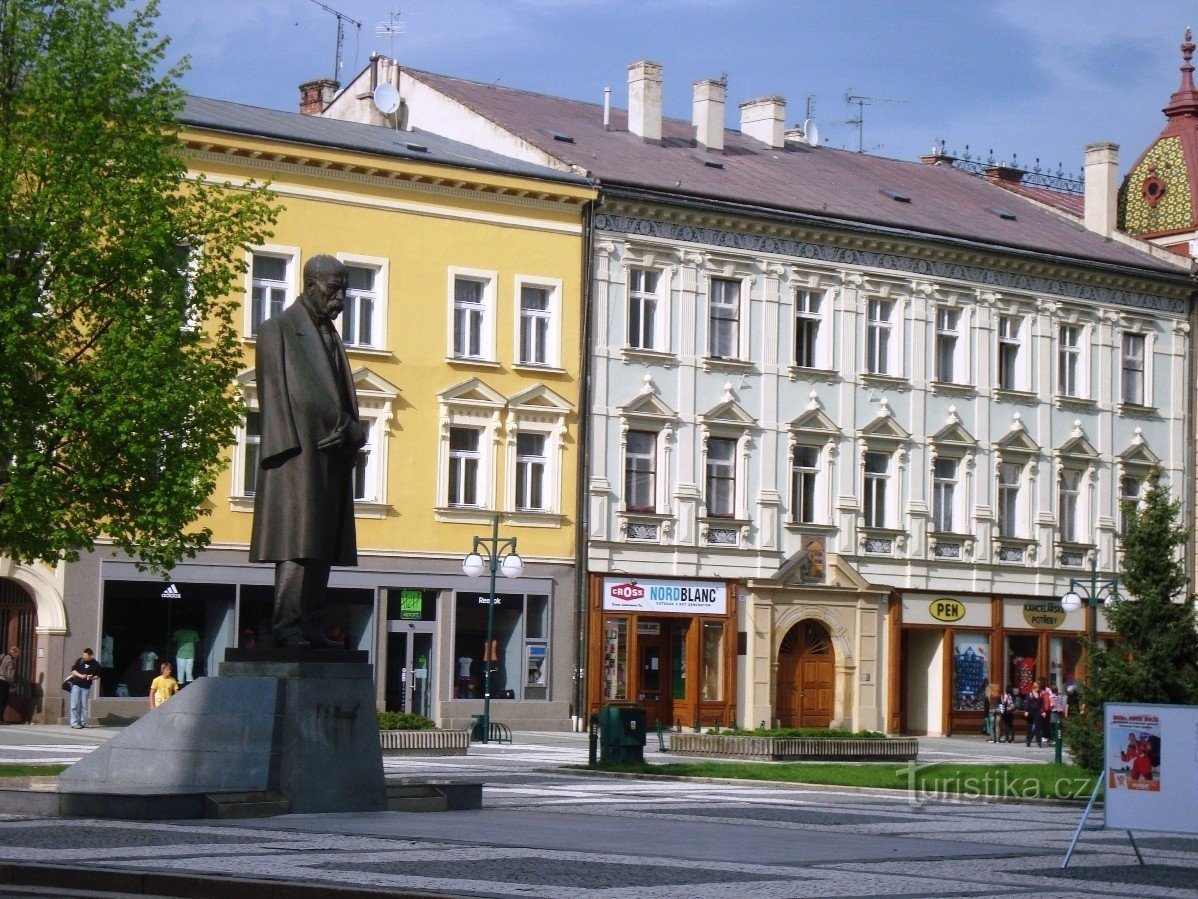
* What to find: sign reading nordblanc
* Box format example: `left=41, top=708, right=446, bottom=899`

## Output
left=602, top=577, right=727, bottom=615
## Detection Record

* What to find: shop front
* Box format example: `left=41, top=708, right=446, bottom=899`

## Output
left=588, top=575, right=737, bottom=730
left=891, top=590, right=1102, bottom=736
left=58, top=550, right=577, bottom=731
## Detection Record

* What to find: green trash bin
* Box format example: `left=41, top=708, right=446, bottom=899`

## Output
left=599, top=705, right=646, bottom=764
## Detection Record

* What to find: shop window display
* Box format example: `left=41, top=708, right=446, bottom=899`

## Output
left=951, top=633, right=989, bottom=711
left=454, top=592, right=549, bottom=702
left=1006, top=633, right=1039, bottom=708
left=701, top=621, right=725, bottom=701
left=100, top=580, right=234, bottom=697
left=238, top=585, right=373, bottom=654
left=602, top=618, right=628, bottom=701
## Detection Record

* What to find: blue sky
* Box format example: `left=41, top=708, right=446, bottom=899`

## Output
left=155, top=0, right=1196, bottom=176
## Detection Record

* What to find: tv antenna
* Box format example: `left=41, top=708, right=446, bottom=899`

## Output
left=843, top=90, right=905, bottom=154
left=376, top=9, right=407, bottom=60
left=308, top=0, right=362, bottom=83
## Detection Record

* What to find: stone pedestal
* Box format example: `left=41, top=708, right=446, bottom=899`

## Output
left=58, top=657, right=386, bottom=816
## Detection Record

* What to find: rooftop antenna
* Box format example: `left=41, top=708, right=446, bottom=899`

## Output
left=843, top=90, right=905, bottom=154
left=376, top=9, right=406, bottom=60
left=308, top=0, right=362, bottom=82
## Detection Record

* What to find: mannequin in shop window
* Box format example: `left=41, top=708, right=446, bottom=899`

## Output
left=456, top=655, right=474, bottom=698
left=483, top=638, right=504, bottom=695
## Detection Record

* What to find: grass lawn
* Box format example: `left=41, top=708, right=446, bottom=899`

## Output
left=591, top=760, right=1097, bottom=801
left=0, top=764, right=67, bottom=777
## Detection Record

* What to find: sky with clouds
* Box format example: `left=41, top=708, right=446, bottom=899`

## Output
left=153, top=0, right=1197, bottom=176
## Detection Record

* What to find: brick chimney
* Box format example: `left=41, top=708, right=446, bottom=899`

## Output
left=740, top=96, right=786, bottom=149
left=692, top=79, right=726, bottom=152
left=628, top=61, right=663, bottom=142
left=1083, top=142, right=1119, bottom=236
left=299, top=78, right=339, bottom=116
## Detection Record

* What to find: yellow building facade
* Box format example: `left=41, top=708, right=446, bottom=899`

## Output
left=25, top=97, right=595, bottom=728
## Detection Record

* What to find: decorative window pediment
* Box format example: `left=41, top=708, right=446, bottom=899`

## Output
left=859, top=400, right=910, bottom=444
left=790, top=407, right=841, bottom=439
left=701, top=397, right=756, bottom=428
left=930, top=420, right=977, bottom=451
left=437, top=377, right=505, bottom=410
left=995, top=414, right=1039, bottom=458
left=1056, top=431, right=1098, bottom=465
left=509, top=383, right=570, bottom=415
left=620, top=391, right=678, bottom=422
left=352, top=367, right=400, bottom=402
left=1118, top=432, right=1161, bottom=471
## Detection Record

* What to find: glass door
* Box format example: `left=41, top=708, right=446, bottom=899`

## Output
left=411, top=632, right=433, bottom=719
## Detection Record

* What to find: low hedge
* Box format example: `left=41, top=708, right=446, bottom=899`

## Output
left=718, top=727, right=886, bottom=740
left=377, top=711, right=435, bottom=731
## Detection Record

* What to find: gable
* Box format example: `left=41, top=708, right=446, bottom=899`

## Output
left=789, top=407, right=841, bottom=437
left=437, top=377, right=505, bottom=408
left=509, top=383, right=571, bottom=413
left=620, top=391, right=678, bottom=420
left=860, top=414, right=910, bottom=442
left=701, top=397, right=756, bottom=427
left=930, top=420, right=977, bottom=448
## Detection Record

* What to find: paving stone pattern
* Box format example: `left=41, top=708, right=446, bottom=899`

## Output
left=0, top=729, right=1194, bottom=897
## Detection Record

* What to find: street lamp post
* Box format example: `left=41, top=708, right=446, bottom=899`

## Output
left=461, top=514, right=523, bottom=744
left=1057, top=554, right=1120, bottom=762
left=1060, top=554, right=1120, bottom=661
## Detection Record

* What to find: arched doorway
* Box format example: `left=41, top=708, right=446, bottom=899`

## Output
left=0, top=579, right=37, bottom=723
left=776, top=619, right=834, bottom=728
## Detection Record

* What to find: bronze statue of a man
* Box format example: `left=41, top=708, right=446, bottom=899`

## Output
left=249, top=255, right=365, bottom=648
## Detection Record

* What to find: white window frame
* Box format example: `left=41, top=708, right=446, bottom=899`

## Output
left=245, top=245, right=299, bottom=338
left=997, top=460, right=1024, bottom=538
left=934, top=306, right=964, bottom=384
left=513, top=276, right=562, bottom=369
left=706, top=276, right=743, bottom=360
left=1058, top=467, right=1083, bottom=544
left=865, top=298, right=894, bottom=375
left=793, top=288, right=829, bottom=369
left=861, top=450, right=892, bottom=528
left=627, top=266, right=664, bottom=351
left=1120, top=331, right=1147, bottom=406
left=624, top=428, right=659, bottom=514
left=1057, top=323, right=1084, bottom=398
left=1118, top=473, right=1143, bottom=537
left=436, top=384, right=503, bottom=522
left=447, top=267, right=497, bottom=362
left=996, top=313, right=1027, bottom=392
left=505, top=386, right=569, bottom=522
left=513, top=432, right=548, bottom=512
left=931, top=456, right=959, bottom=533
left=790, top=443, right=821, bottom=525
left=705, top=435, right=738, bottom=518
left=447, top=427, right=483, bottom=508
left=336, top=253, right=389, bottom=351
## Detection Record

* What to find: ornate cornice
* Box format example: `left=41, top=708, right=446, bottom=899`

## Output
left=594, top=213, right=1188, bottom=315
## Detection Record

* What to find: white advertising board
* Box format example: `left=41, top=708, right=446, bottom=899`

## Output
left=601, top=577, right=726, bottom=615
left=1104, top=702, right=1198, bottom=834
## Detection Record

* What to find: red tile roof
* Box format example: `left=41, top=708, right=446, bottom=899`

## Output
left=406, top=68, right=1183, bottom=276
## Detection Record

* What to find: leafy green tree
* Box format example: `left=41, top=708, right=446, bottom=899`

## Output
left=1064, top=481, right=1198, bottom=771
left=0, top=0, right=277, bottom=571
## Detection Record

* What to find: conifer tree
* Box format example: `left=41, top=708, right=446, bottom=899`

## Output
left=1064, top=481, right=1198, bottom=771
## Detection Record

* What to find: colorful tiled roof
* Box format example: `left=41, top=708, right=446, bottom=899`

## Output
left=1120, top=29, right=1198, bottom=239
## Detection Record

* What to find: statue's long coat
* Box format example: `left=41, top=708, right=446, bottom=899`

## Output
left=249, top=300, right=359, bottom=566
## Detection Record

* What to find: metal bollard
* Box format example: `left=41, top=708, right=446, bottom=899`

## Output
left=588, top=713, right=599, bottom=768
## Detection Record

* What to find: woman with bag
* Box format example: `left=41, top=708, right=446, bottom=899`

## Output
left=999, top=686, right=1016, bottom=743
left=986, top=685, right=1002, bottom=742
left=66, top=648, right=100, bottom=729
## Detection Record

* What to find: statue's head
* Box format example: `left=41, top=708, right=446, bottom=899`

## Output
left=302, top=254, right=348, bottom=319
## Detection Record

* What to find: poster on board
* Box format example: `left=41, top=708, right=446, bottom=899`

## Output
left=1104, top=703, right=1198, bottom=834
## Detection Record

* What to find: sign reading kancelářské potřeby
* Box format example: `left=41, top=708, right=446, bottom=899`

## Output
left=602, top=577, right=727, bottom=615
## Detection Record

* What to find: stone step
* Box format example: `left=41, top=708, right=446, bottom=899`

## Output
left=385, top=783, right=448, bottom=813
left=203, top=791, right=292, bottom=820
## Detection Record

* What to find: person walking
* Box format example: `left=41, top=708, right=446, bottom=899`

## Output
left=999, top=686, right=1016, bottom=743
left=149, top=662, right=180, bottom=709
left=67, top=648, right=100, bottom=729
left=1025, top=682, right=1047, bottom=747
left=985, top=684, right=1001, bottom=742
left=0, top=647, right=19, bottom=724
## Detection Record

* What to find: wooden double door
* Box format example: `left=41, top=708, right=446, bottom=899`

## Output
left=776, top=620, right=834, bottom=728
